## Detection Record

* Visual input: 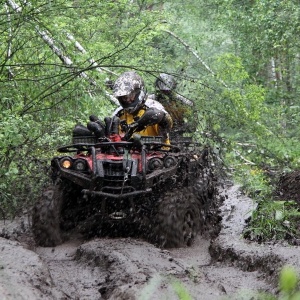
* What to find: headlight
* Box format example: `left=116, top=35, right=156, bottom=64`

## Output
left=60, top=158, right=72, bottom=169
left=73, top=159, right=87, bottom=171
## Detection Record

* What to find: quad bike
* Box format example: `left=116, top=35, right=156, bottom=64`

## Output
left=32, top=111, right=220, bottom=248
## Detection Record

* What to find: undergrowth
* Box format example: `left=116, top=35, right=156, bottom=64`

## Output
left=233, top=164, right=300, bottom=243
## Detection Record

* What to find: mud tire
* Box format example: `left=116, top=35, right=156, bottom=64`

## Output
left=32, top=185, right=64, bottom=247
left=193, top=165, right=222, bottom=238
left=153, top=187, right=200, bottom=248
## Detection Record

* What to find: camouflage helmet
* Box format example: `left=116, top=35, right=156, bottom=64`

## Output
left=113, top=71, right=146, bottom=113
left=155, top=73, right=177, bottom=91
left=113, top=71, right=145, bottom=97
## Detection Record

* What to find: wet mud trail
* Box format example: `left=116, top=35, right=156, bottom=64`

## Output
left=2, top=185, right=299, bottom=299
left=32, top=234, right=272, bottom=300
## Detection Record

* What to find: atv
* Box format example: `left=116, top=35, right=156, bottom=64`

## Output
left=32, top=114, right=219, bottom=248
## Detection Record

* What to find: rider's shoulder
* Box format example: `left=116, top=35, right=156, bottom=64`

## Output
left=147, top=93, right=156, bottom=101
left=112, top=106, right=124, bottom=116
left=145, top=97, right=167, bottom=112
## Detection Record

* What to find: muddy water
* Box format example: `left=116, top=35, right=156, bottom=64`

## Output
left=1, top=185, right=294, bottom=300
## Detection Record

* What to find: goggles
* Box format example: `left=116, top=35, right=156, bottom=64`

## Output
left=117, top=91, right=136, bottom=106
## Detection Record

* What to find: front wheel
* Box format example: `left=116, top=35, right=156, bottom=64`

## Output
left=32, top=185, right=64, bottom=247
left=153, top=187, right=200, bottom=248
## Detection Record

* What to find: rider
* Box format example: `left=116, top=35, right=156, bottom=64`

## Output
left=149, top=73, right=196, bottom=138
left=112, top=71, right=173, bottom=144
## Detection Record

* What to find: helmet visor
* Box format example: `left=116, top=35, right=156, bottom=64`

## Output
left=117, top=91, right=136, bottom=108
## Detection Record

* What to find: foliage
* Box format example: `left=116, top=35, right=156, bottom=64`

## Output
left=230, top=161, right=300, bottom=243
left=244, top=199, right=300, bottom=243
left=233, top=165, right=272, bottom=199
left=0, top=108, right=75, bottom=216
left=171, top=279, right=193, bottom=300
left=236, top=164, right=300, bottom=242
left=279, top=266, right=300, bottom=300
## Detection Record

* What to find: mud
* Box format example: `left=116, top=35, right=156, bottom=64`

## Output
left=275, top=170, right=300, bottom=203
left=1, top=185, right=300, bottom=299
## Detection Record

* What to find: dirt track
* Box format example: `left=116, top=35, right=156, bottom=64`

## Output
left=1, top=185, right=299, bottom=299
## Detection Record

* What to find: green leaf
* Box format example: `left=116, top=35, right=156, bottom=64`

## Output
left=279, top=266, right=299, bottom=293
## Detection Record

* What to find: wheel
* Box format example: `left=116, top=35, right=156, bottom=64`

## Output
left=32, top=185, right=64, bottom=246
left=153, top=187, right=200, bottom=248
left=194, top=167, right=222, bottom=238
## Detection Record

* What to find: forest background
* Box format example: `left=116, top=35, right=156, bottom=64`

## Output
left=1, top=0, right=299, bottom=229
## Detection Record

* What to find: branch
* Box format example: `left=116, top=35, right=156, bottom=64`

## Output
left=234, top=149, right=256, bottom=165
left=65, top=33, right=118, bottom=77
left=163, top=30, right=228, bottom=88
left=65, top=32, right=119, bottom=105
left=6, top=0, right=119, bottom=106
left=4, top=3, right=14, bottom=79
left=6, top=0, right=22, bottom=12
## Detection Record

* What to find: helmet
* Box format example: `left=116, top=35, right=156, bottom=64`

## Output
left=155, top=73, right=177, bottom=91
left=113, top=71, right=146, bottom=113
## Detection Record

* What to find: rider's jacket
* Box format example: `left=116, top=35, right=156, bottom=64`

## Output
left=113, top=98, right=173, bottom=144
